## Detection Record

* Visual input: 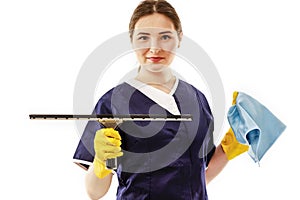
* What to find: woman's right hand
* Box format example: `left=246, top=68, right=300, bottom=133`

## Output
left=93, top=128, right=123, bottom=178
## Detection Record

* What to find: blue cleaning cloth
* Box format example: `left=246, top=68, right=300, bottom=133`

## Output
left=227, top=92, right=286, bottom=163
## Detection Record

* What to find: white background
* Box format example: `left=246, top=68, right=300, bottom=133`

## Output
left=1, top=0, right=299, bottom=199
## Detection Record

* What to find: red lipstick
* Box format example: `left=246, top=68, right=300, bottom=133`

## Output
left=147, top=57, right=164, bottom=63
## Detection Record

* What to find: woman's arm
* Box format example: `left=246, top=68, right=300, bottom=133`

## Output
left=205, top=127, right=249, bottom=184
left=85, top=165, right=113, bottom=200
left=205, top=144, right=228, bottom=185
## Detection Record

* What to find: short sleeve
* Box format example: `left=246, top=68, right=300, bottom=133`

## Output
left=73, top=91, right=113, bottom=170
left=203, top=120, right=216, bottom=167
left=195, top=89, right=216, bottom=167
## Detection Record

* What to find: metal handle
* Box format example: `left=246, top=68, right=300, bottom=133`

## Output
left=106, top=158, right=118, bottom=170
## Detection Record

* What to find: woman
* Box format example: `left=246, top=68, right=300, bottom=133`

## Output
left=73, top=0, right=247, bottom=199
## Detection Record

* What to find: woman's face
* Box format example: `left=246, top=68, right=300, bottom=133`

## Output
left=132, top=13, right=181, bottom=72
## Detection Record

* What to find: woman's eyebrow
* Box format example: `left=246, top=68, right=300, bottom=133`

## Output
left=137, top=32, right=151, bottom=35
left=159, top=31, right=173, bottom=35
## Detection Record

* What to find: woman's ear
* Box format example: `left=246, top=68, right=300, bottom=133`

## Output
left=178, top=31, right=183, bottom=48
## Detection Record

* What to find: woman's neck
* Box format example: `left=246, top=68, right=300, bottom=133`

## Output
left=135, top=67, right=176, bottom=93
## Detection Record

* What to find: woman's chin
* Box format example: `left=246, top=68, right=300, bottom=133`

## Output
left=143, top=63, right=168, bottom=72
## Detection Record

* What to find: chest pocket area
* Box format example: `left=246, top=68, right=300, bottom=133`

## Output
left=151, top=161, right=193, bottom=199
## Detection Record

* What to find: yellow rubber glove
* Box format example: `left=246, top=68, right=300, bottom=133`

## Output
left=221, top=128, right=249, bottom=160
left=232, top=91, right=239, bottom=105
left=221, top=91, right=249, bottom=160
left=93, top=128, right=123, bottom=179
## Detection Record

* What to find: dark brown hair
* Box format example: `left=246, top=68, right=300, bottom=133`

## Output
left=129, top=0, right=182, bottom=40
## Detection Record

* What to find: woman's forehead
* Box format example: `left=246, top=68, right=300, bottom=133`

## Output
left=133, top=27, right=177, bottom=35
left=134, top=13, right=175, bottom=31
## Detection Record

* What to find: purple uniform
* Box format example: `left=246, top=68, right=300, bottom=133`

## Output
left=73, top=79, right=215, bottom=200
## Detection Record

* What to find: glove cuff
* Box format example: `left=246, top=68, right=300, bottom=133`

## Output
left=221, top=128, right=249, bottom=160
left=93, top=158, right=112, bottom=179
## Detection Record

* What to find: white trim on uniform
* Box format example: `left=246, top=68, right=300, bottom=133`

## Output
left=125, top=77, right=181, bottom=115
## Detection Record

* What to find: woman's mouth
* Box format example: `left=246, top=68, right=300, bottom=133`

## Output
left=147, top=57, right=164, bottom=63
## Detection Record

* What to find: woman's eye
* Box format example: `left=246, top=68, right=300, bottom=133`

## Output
left=137, top=36, right=149, bottom=41
left=161, top=35, right=171, bottom=40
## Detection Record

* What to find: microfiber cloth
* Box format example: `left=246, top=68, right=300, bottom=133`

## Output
left=227, top=92, right=286, bottom=163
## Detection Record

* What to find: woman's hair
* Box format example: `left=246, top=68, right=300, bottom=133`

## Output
left=129, top=0, right=182, bottom=40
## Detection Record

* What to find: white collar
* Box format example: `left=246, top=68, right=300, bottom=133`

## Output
left=125, top=77, right=181, bottom=115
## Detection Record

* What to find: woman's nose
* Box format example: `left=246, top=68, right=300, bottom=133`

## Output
left=149, top=40, right=161, bottom=54
left=149, top=47, right=161, bottom=54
